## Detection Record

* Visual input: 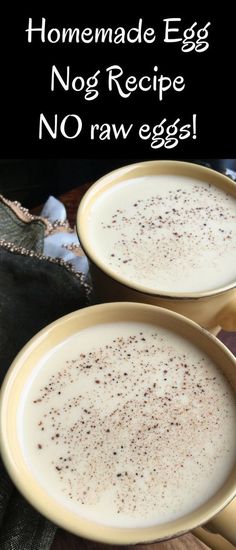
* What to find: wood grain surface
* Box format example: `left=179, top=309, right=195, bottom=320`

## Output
left=33, top=183, right=236, bottom=550
left=50, top=530, right=209, bottom=550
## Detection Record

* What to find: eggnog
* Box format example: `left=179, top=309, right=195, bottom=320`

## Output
left=87, top=175, right=236, bottom=293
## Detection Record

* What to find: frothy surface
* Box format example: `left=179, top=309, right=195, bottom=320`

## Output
left=88, top=175, right=236, bottom=292
left=21, top=322, right=236, bottom=527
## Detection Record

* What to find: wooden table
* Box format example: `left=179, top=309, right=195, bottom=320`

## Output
left=33, top=184, right=236, bottom=550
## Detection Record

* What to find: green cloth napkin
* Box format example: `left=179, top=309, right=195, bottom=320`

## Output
left=0, top=197, right=90, bottom=550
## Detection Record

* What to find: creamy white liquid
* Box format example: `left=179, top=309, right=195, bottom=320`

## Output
left=87, top=175, right=236, bottom=292
left=20, top=322, right=236, bottom=528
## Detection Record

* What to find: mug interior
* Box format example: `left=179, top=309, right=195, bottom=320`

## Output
left=1, top=302, right=236, bottom=545
left=77, top=160, right=236, bottom=299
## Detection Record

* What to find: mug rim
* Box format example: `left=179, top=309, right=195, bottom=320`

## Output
left=1, top=301, right=236, bottom=545
left=76, top=160, right=236, bottom=300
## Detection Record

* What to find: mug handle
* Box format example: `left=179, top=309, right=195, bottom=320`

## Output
left=193, top=525, right=236, bottom=550
left=193, top=498, right=236, bottom=548
left=214, top=293, right=236, bottom=331
left=204, top=499, right=236, bottom=546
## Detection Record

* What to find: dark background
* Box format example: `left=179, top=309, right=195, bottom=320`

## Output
left=0, top=12, right=235, bottom=206
left=0, top=158, right=235, bottom=209
left=0, top=12, right=235, bottom=158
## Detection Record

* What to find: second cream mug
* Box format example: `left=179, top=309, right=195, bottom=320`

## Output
left=77, top=160, right=236, bottom=331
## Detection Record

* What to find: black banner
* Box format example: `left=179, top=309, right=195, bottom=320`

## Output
left=0, top=12, right=235, bottom=158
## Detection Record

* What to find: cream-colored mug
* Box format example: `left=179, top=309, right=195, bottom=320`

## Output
left=77, top=161, right=236, bottom=331
left=0, top=302, right=236, bottom=547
